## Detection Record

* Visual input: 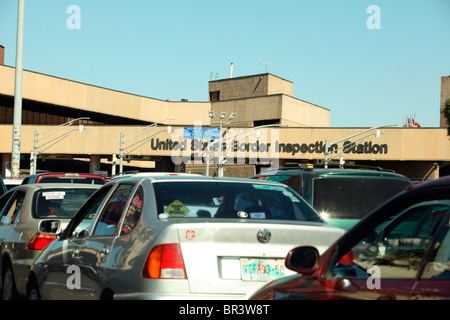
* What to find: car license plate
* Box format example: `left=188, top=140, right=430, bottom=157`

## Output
left=240, top=258, right=285, bottom=281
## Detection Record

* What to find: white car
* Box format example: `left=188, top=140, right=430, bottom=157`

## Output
left=27, top=175, right=344, bottom=300
left=2, top=178, right=24, bottom=190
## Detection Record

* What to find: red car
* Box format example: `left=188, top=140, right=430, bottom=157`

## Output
left=21, top=173, right=106, bottom=185
left=250, top=176, right=450, bottom=300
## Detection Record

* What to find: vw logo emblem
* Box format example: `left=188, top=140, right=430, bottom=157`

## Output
left=257, top=228, right=271, bottom=243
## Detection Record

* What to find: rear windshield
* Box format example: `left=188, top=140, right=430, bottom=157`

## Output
left=38, top=176, right=105, bottom=185
left=153, top=181, right=323, bottom=222
left=313, top=177, right=410, bottom=220
left=33, top=188, right=98, bottom=219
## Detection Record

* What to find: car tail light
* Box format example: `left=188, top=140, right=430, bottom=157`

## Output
left=338, top=249, right=355, bottom=265
left=142, top=244, right=187, bottom=279
left=27, top=232, right=58, bottom=250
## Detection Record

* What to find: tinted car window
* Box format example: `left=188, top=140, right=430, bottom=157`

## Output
left=93, top=184, right=135, bottom=236
left=333, top=203, right=450, bottom=279
left=153, top=181, right=322, bottom=222
left=313, top=178, right=410, bottom=219
left=0, top=191, right=15, bottom=216
left=21, top=176, right=32, bottom=184
left=0, top=191, right=25, bottom=225
left=69, top=185, right=114, bottom=238
left=33, top=188, right=98, bottom=219
left=421, top=218, right=450, bottom=279
left=120, top=186, right=143, bottom=236
left=38, top=177, right=105, bottom=185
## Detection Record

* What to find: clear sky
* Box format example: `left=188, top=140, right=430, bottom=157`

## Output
left=1, top=0, right=449, bottom=128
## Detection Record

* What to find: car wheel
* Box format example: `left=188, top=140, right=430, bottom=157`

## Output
left=2, top=265, right=19, bottom=300
left=27, top=279, right=41, bottom=300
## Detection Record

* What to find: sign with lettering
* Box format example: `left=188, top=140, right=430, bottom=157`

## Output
left=183, top=127, right=220, bottom=140
left=165, top=200, right=189, bottom=217
left=151, top=138, right=389, bottom=155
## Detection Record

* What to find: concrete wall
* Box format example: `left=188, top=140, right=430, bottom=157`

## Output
left=280, top=95, right=330, bottom=127
left=211, top=95, right=282, bottom=127
left=210, top=94, right=330, bottom=127
left=0, top=65, right=210, bottom=126
left=1, top=125, right=448, bottom=161
left=3, top=124, right=447, bottom=179
left=208, top=74, right=293, bottom=101
left=0, top=65, right=326, bottom=128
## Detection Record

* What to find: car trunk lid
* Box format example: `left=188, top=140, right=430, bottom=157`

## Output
left=174, top=221, right=343, bottom=297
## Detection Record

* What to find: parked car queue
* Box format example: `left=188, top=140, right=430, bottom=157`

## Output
left=1, top=170, right=446, bottom=299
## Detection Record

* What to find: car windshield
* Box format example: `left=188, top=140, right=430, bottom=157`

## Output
left=313, top=177, right=410, bottom=220
left=33, top=188, right=98, bottom=218
left=38, top=176, right=105, bottom=184
left=153, top=181, right=323, bottom=222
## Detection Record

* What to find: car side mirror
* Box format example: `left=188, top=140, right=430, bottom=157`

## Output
left=285, top=246, right=319, bottom=274
left=38, top=219, right=62, bottom=235
left=74, top=229, right=90, bottom=238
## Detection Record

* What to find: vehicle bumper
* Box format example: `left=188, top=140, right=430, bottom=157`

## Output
left=114, top=292, right=246, bottom=300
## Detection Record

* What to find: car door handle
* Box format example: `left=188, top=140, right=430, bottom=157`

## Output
left=100, top=248, right=109, bottom=259
left=72, top=249, right=80, bottom=259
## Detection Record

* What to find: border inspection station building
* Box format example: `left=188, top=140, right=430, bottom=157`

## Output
left=1, top=45, right=449, bottom=180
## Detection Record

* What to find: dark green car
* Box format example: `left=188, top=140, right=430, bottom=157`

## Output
left=250, top=165, right=412, bottom=230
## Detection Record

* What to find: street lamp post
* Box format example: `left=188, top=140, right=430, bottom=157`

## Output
left=30, top=117, right=89, bottom=175
left=208, top=111, right=236, bottom=177
left=11, top=0, right=25, bottom=179
left=118, top=118, right=173, bottom=174
left=323, top=124, right=396, bottom=168
left=205, top=139, right=213, bottom=177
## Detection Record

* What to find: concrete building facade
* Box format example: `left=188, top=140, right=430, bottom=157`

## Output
left=0, top=60, right=449, bottom=180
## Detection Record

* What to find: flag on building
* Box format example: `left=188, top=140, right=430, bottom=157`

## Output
left=403, top=114, right=421, bottom=128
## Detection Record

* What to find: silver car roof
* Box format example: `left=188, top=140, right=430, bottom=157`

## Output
left=113, top=175, right=287, bottom=186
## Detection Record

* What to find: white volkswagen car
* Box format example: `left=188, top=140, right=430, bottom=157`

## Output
left=27, top=175, right=344, bottom=300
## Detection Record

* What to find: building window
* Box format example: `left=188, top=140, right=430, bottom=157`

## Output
left=209, top=91, right=220, bottom=102
left=254, top=119, right=280, bottom=127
